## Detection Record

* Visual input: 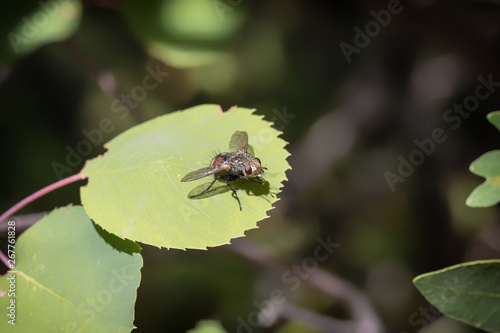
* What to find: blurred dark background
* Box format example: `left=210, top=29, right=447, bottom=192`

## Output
left=1, top=0, right=500, bottom=332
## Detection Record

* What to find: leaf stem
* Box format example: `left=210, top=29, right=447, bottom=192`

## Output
left=0, top=174, right=87, bottom=225
left=0, top=251, right=9, bottom=271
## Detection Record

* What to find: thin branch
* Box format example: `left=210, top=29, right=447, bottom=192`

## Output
left=0, top=251, right=9, bottom=270
left=281, top=303, right=354, bottom=333
left=62, top=39, right=147, bottom=124
left=0, top=212, right=47, bottom=234
left=226, top=238, right=386, bottom=333
left=0, top=174, right=86, bottom=225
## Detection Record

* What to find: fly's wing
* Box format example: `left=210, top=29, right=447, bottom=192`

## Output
left=181, top=167, right=219, bottom=182
left=229, top=131, right=248, bottom=152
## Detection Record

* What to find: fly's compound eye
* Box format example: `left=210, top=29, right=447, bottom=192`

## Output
left=245, top=164, right=253, bottom=175
left=254, top=158, right=266, bottom=172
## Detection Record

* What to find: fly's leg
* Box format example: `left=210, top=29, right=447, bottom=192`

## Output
left=240, top=175, right=265, bottom=185
left=189, top=174, right=243, bottom=211
left=189, top=175, right=227, bottom=198
left=225, top=176, right=242, bottom=211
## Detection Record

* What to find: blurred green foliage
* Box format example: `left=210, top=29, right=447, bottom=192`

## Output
left=1, top=0, right=499, bottom=332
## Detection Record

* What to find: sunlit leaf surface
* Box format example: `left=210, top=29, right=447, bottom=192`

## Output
left=81, top=104, right=290, bottom=249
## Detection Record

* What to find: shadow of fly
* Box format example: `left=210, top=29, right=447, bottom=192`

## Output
left=181, top=131, right=267, bottom=211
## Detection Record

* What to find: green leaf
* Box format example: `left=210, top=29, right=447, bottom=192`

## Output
left=0, top=205, right=142, bottom=332
left=466, top=150, right=500, bottom=207
left=0, top=0, right=82, bottom=62
left=121, top=0, right=245, bottom=68
left=413, top=260, right=500, bottom=333
left=186, top=320, right=228, bottom=333
left=487, top=111, right=500, bottom=131
left=80, top=104, right=290, bottom=249
left=466, top=111, right=500, bottom=207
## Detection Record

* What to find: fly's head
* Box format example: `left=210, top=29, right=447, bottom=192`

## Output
left=244, top=157, right=267, bottom=182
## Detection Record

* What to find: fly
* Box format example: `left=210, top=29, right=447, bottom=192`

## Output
left=181, top=131, right=267, bottom=211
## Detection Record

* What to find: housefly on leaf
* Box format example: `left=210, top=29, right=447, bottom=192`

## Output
left=181, top=131, right=267, bottom=211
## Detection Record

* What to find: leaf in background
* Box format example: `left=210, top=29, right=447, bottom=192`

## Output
left=80, top=104, right=290, bottom=249
left=466, top=150, right=500, bottom=207
left=413, top=260, right=500, bottom=333
left=0, top=205, right=142, bottom=332
left=466, top=111, right=500, bottom=207
left=120, top=0, right=245, bottom=68
left=487, top=111, right=500, bottom=131
left=186, top=320, right=228, bottom=333
left=0, top=0, right=82, bottom=62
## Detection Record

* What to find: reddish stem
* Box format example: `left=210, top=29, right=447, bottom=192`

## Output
left=0, top=251, right=9, bottom=270
left=0, top=174, right=87, bottom=225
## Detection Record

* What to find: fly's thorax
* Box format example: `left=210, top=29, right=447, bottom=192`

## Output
left=234, top=152, right=265, bottom=178
left=210, top=151, right=265, bottom=178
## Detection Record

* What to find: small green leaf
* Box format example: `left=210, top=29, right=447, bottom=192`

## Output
left=80, top=104, right=290, bottom=249
left=487, top=111, right=500, bottom=132
left=466, top=150, right=500, bottom=207
left=467, top=111, right=500, bottom=207
left=120, top=0, right=244, bottom=68
left=413, top=260, right=500, bottom=333
left=186, top=320, right=228, bottom=333
left=0, top=0, right=82, bottom=62
left=0, top=206, right=142, bottom=332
